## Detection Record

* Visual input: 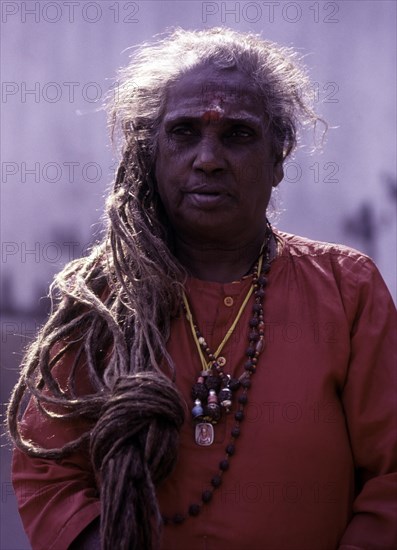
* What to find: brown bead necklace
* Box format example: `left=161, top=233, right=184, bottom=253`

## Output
left=162, top=224, right=273, bottom=526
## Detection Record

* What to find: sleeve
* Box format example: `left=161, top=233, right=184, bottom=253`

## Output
left=338, top=259, right=397, bottom=549
left=12, top=346, right=101, bottom=550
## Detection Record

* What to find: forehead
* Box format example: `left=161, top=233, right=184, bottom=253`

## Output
left=163, top=65, right=265, bottom=120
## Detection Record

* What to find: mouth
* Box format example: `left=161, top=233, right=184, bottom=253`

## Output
left=185, top=189, right=230, bottom=209
left=186, top=185, right=230, bottom=196
left=192, top=191, right=222, bottom=197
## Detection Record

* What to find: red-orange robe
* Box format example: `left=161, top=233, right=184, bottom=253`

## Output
left=12, top=232, right=397, bottom=550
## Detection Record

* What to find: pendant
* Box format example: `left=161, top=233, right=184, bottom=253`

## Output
left=195, top=422, right=214, bottom=446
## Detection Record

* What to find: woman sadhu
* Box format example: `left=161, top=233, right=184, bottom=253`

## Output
left=8, top=28, right=397, bottom=550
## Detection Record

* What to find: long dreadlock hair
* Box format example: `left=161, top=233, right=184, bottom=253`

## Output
left=7, top=27, right=325, bottom=549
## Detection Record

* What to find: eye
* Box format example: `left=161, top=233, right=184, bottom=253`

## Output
left=169, top=124, right=195, bottom=136
left=226, top=126, right=255, bottom=140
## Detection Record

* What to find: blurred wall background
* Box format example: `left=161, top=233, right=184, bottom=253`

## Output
left=1, top=1, right=396, bottom=548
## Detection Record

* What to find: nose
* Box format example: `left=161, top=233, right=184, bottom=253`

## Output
left=192, top=135, right=226, bottom=174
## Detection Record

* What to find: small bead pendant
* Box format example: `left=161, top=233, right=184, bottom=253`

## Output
left=192, top=399, right=204, bottom=419
left=205, top=389, right=221, bottom=422
left=195, top=422, right=214, bottom=446
left=207, top=389, right=218, bottom=405
left=219, top=387, right=232, bottom=410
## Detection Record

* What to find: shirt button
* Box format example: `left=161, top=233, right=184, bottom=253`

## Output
left=224, top=296, right=234, bottom=307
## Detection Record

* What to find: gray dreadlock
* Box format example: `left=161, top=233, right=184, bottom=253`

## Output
left=7, top=27, right=325, bottom=549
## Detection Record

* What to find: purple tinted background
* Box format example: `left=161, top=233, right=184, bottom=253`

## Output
left=1, top=1, right=396, bottom=548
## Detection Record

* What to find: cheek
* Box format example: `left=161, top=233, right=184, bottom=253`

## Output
left=252, top=160, right=275, bottom=184
left=154, top=162, right=168, bottom=207
left=236, top=147, right=273, bottom=183
left=155, top=147, right=171, bottom=192
left=239, top=167, right=274, bottom=201
left=155, top=154, right=187, bottom=202
left=155, top=177, right=171, bottom=211
left=154, top=170, right=180, bottom=220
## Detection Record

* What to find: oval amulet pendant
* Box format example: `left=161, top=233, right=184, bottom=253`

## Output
left=195, top=422, right=214, bottom=446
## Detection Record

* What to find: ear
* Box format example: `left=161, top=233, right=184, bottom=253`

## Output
left=272, top=161, right=284, bottom=188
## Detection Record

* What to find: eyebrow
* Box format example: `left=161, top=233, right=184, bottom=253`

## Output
left=163, top=112, right=264, bottom=127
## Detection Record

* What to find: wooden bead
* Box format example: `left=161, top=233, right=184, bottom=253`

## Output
left=231, top=426, right=240, bottom=437
left=255, top=339, right=264, bottom=353
left=245, top=361, right=255, bottom=372
left=205, top=376, right=221, bottom=392
left=238, top=394, right=248, bottom=405
left=173, top=514, right=185, bottom=524
left=226, top=444, right=235, bottom=456
left=188, top=504, right=201, bottom=516
left=191, top=383, right=208, bottom=401
left=228, top=378, right=240, bottom=391
left=211, top=475, right=222, bottom=488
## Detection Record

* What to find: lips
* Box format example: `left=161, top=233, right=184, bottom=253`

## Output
left=184, top=187, right=231, bottom=209
left=184, top=185, right=231, bottom=197
left=191, top=191, right=222, bottom=197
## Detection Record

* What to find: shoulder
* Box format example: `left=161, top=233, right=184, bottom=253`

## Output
left=274, top=229, right=370, bottom=263
left=272, top=229, right=394, bottom=316
left=273, top=229, right=377, bottom=279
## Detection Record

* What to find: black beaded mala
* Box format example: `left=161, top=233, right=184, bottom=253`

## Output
left=162, top=225, right=273, bottom=526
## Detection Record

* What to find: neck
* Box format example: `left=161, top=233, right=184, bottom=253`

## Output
left=175, top=232, right=275, bottom=283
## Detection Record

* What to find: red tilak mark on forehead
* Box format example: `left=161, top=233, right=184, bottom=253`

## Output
left=202, top=109, right=222, bottom=123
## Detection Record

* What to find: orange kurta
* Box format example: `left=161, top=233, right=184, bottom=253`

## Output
left=12, top=232, right=397, bottom=550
